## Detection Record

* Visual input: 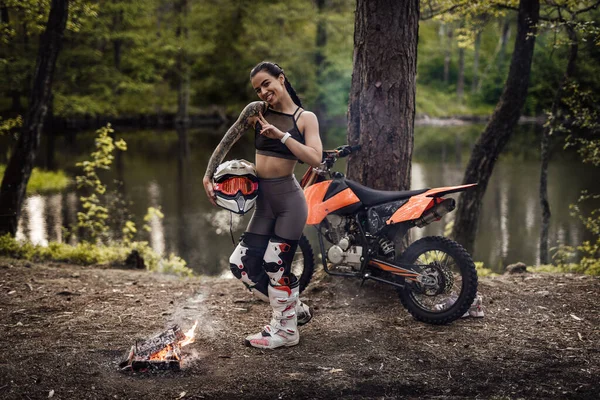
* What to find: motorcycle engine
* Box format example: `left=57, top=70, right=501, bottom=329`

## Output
left=323, top=215, right=363, bottom=269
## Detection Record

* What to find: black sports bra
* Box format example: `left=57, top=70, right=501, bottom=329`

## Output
left=255, top=105, right=305, bottom=160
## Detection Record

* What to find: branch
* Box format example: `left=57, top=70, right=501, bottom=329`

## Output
left=420, top=4, right=464, bottom=21
left=573, top=0, right=600, bottom=16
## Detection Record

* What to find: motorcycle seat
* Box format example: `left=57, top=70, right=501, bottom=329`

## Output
left=345, top=179, right=429, bottom=207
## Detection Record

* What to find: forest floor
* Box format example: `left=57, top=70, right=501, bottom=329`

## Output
left=0, top=257, right=598, bottom=400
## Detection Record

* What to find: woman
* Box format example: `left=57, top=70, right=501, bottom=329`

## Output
left=203, top=62, right=323, bottom=349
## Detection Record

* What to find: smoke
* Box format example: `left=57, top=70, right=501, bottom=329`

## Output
left=168, top=291, right=222, bottom=341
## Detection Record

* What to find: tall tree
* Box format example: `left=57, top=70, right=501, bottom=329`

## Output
left=0, top=0, right=69, bottom=236
left=452, top=0, right=540, bottom=254
left=539, top=24, right=577, bottom=264
left=347, top=0, right=419, bottom=192
left=314, top=0, right=328, bottom=124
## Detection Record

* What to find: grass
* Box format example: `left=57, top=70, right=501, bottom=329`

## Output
left=0, top=234, right=194, bottom=277
left=416, top=83, right=495, bottom=118
left=0, top=164, right=70, bottom=194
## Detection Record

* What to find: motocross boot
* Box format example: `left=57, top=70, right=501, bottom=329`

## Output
left=245, top=277, right=300, bottom=349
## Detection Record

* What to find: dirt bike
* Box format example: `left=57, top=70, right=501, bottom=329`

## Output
left=293, top=144, right=478, bottom=325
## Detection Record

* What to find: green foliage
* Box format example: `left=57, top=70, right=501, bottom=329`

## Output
left=75, top=123, right=127, bottom=241
left=0, top=234, right=193, bottom=277
left=2, top=0, right=600, bottom=120
left=0, top=164, right=70, bottom=194
left=0, top=115, right=22, bottom=136
left=474, top=261, right=499, bottom=277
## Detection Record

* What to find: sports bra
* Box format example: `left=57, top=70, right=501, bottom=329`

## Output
left=255, top=104, right=305, bottom=160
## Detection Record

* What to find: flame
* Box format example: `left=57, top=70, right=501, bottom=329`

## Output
left=179, top=320, right=198, bottom=347
left=149, top=344, right=180, bottom=361
left=145, top=321, right=198, bottom=363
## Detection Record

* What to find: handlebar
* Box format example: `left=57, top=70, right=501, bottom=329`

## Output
left=323, top=144, right=361, bottom=160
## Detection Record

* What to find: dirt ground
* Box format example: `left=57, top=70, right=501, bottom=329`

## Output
left=0, top=257, right=598, bottom=400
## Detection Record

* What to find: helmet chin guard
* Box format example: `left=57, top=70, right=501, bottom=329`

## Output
left=213, top=160, right=259, bottom=215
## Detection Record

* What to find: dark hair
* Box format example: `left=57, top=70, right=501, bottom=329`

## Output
left=250, top=61, right=303, bottom=108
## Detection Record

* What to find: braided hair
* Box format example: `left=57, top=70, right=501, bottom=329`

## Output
left=250, top=61, right=303, bottom=108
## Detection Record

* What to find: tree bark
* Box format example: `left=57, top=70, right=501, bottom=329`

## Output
left=347, top=0, right=418, bottom=193
left=314, top=0, right=328, bottom=126
left=498, top=15, right=511, bottom=68
left=443, top=26, right=452, bottom=84
left=539, top=25, right=578, bottom=264
left=0, top=0, right=69, bottom=236
left=451, top=0, right=539, bottom=254
left=175, top=0, right=190, bottom=132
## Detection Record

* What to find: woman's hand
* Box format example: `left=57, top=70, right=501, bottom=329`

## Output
left=258, top=113, right=285, bottom=140
left=203, top=176, right=217, bottom=206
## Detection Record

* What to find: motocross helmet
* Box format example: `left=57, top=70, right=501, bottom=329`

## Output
left=213, top=159, right=259, bottom=215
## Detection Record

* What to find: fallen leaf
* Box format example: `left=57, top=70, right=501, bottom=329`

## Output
left=330, top=368, right=343, bottom=373
left=577, top=332, right=583, bottom=341
left=8, top=290, right=16, bottom=295
left=178, top=391, right=187, bottom=399
left=570, top=314, right=583, bottom=321
left=48, top=390, right=55, bottom=398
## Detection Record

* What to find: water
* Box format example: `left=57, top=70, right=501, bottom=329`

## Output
left=5, top=123, right=599, bottom=274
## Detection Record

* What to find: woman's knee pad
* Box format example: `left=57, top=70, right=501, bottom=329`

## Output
left=229, top=233, right=269, bottom=295
left=263, top=237, right=299, bottom=286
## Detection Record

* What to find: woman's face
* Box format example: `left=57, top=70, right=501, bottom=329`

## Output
left=251, top=70, right=285, bottom=106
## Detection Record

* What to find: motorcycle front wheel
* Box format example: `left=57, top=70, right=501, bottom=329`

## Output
left=397, top=236, right=478, bottom=325
left=291, top=233, right=315, bottom=293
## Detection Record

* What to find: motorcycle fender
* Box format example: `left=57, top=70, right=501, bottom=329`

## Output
left=386, top=184, right=477, bottom=224
left=386, top=196, right=435, bottom=225
left=304, top=181, right=361, bottom=225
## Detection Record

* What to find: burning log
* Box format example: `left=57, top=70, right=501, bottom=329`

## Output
left=120, top=321, right=197, bottom=372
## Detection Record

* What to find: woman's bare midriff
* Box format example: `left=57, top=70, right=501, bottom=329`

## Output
left=255, top=153, right=297, bottom=178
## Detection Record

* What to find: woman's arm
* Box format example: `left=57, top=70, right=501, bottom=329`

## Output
left=257, top=111, right=323, bottom=167
left=284, top=112, right=322, bottom=167
left=204, top=101, right=264, bottom=178
left=203, top=101, right=264, bottom=205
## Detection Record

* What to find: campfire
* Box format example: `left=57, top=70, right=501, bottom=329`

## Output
left=120, top=321, right=198, bottom=372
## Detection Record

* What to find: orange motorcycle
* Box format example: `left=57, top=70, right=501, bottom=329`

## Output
left=296, top=145, right=478, bottom=325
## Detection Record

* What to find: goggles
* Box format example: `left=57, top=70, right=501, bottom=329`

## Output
left=214, top=177, right=258, bottom=196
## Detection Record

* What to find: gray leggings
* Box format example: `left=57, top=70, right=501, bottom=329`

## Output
left=246, top=175, right=308, bottom=240
left=229, top=175, right=308, bottom=294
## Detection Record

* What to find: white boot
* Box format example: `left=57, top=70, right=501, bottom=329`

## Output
left=245, top=284, right=299, bottom=349
left=296, top=300, right=313, bottom=326
left=250, top=282, right=313, bottom=326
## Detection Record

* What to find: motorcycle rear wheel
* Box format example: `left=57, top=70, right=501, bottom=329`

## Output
left=291, top=233, right=315, bottom=293
left=397, top=236, right=478, bottom=325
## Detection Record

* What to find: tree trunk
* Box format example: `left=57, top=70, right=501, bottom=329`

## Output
left=499, top=15, right=511, bottom=68
left=0, top=0, right=69, bottom=236
left=175, top=0, right=190, bottom=132
left=451, top=0, right=539, bottom=254
left=539, top=25, right=578, bottom=264
left=314, top=0, right=328, bottom=126
left=472, top=31, right=481, bottom=93
left=443, top=26, right=452, bottom=84
left=347, top=0, right=418, bottom=193
left=457, top=46, right=465, bottom=101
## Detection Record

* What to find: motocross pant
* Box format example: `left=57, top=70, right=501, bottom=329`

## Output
left=229, top=175, right=308, bottom=295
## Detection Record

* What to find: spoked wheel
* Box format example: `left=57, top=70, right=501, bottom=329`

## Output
left=291, top=233, right=315, bottom=293
left=397, top=236, right=478, bottom=325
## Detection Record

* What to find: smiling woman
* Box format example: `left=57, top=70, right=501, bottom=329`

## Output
left=202, top=61, right=323, bottom=350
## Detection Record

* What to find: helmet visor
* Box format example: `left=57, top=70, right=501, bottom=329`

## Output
left=214, top=176, right=258, bottom=196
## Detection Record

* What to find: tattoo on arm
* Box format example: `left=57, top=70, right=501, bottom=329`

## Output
left=204, top=102, right=265, bottom=178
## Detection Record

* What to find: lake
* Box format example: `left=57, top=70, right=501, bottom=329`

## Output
left=3, top=122, right=598, bottom=274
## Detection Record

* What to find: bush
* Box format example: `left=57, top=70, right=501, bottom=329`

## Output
left=0, top=165, right=70, bottom=194
left=0, top=234, right=193, bottom=277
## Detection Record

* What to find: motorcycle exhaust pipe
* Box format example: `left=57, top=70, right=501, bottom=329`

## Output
left=415, top=198, right=456, bottom=228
